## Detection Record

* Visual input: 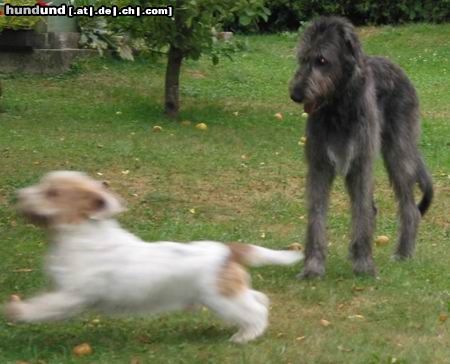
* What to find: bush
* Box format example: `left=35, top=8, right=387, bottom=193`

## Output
left=230, top=0, right=450, bottom=32
left=0, top=0, right=45, bottom=31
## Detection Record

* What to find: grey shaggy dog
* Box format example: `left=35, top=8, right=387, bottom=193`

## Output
left=289, top=17, right=433, bottom=278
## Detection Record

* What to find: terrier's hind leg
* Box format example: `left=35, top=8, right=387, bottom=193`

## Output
left=205, top=290, right=269, bottom=344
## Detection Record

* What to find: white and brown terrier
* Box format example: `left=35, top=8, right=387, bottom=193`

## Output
left=4, top=171, right=303, bottom=343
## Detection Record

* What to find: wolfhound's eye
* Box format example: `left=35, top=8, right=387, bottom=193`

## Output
left=316, top=57, right=328, bottom=66
left=46, top=188, right=59, bottom=198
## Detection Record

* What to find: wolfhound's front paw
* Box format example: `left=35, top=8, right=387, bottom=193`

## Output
left=352, top=258, right=377, bottom=277
left=392, top=248, right=414, bottom=261
left=296, top=258, right=325, bottom=280
left=296, top=270, right=324, bottom=280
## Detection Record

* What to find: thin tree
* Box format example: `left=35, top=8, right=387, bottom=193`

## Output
left=107, top=0, right=269, bottom=118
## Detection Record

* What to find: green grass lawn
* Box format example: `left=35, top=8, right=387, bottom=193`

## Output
left=0, top=23, right=449, bottom=363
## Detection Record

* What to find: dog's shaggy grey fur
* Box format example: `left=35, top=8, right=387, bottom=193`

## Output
left=289, top=17, right=433, bottom=278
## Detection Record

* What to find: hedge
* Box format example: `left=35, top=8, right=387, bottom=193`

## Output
left=228, top=0, right=450, bottom=31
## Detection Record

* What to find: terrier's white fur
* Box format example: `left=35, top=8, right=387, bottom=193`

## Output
left=4, top=171, right=303, bottom=343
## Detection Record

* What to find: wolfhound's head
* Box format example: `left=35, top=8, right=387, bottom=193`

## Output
left=289, top=17, right=364, bottom=114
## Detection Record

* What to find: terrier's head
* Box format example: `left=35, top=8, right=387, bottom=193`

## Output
left=17, top=171, right=125, bottom=227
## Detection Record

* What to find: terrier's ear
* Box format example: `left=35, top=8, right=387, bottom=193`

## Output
left=88, top=190, right=125, bottom=220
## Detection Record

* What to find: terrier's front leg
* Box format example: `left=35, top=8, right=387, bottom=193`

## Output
left=5, top=292, right=86, bottom=323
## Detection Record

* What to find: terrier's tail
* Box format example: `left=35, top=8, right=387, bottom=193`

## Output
left=229, top=244, right=303, bottom=267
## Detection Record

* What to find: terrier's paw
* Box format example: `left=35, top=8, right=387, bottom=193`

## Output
left=4, top=301, right=25, bottom=322
left=230, top=330, right=258, bottom=344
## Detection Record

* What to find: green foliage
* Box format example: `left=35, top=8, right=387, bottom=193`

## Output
left=78, top=17, right=135, bottom=60
left=0, top=0, right=44, bottom=31
left=98, top=0, right=268, bottom=62
left=351, top=0, right=450, bottom=24
left=71, top=0, right=136, bottom=60
left=246, top=0, right=450, bottom=31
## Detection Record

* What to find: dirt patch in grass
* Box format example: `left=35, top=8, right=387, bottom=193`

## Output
left=102, top=166, right=444, bottom=232
left=186, top=70, right=208, bottom=79
left=0, top=193, right=7, bottom=205
left=423, top=110, right=450, bottom=119
left=427, top=181, right=450, bottom=229
left=358, top=26, right=383, bottom=39
left=100, top=169, right=308, bottom=223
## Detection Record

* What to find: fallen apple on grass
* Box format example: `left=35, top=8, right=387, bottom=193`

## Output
left=375, top=235, right=390, bottom=247
left=195, top=123, right=208, bottom=131
left=73, top=343, right=93, bottom=357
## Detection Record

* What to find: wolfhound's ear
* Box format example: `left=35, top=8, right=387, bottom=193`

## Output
left=342, top=23, right=363, bottom=64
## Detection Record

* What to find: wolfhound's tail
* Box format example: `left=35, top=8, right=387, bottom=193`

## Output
left=417, top=156, right=433, bottom=216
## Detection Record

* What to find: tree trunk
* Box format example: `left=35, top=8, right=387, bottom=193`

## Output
left=164, top=45, right=184, bottom=118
